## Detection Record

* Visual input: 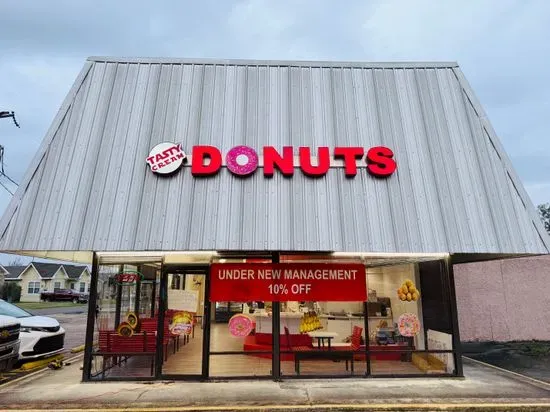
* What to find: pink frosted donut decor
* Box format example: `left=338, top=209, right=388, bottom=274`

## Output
left=228, top=314, right=253, bottom=337
left=397, top=313, right=420, bottom=337
left=226, top=145, right=259, bottom=176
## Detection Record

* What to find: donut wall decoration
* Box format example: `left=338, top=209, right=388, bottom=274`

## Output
left=228, top=314, right=254, bottom=337
left=397, top=313, right=420, bottom=337
left=397, top=279, right=420, bottom=302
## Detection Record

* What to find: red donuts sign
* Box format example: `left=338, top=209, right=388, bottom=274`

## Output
left=146, top=143, right=396, bottom=178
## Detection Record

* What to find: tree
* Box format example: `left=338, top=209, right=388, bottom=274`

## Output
left=0, top=282, right=22, bottom=302
left=538, top=203, right=550, bottom=234
left=8, top=257, right=24, bottom=266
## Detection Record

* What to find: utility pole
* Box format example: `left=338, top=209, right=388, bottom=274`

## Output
left=0, top=110, right=20, bottom=195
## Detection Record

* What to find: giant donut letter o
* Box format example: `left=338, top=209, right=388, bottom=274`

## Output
left=226, top=146, right=259, bottom=176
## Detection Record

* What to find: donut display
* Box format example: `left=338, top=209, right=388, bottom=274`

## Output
left=225, top=146, right=259, bottom=176
left=170, top=311, right=194, bottom=336
left=397, top=279, right=420, bottom=302
left=116, top=322, right=134, bottom=337
left=126, top=312, right=139, bottom=330
left=228, top=314, right=254, bottom=337
left=397, top=313, right=420, bottom=337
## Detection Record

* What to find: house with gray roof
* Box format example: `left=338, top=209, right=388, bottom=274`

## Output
left=4, top=262, right=91, bottom=302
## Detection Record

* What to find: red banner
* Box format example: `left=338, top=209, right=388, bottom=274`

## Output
left=210, top=263, right=366, bottom=302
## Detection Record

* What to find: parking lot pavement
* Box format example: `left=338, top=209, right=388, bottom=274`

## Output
left=53, top=312, right=88, bottom=353
left=29, top=305, right=88, bottom=316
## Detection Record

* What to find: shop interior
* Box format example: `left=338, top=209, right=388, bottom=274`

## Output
left=88, top=253, right=457, bottom=380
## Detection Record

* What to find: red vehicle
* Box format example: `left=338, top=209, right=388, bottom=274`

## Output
left=40, top=289, right=88, bottom=303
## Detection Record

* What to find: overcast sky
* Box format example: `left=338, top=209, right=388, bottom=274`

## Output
left=0, top=0, right=549, bottom=265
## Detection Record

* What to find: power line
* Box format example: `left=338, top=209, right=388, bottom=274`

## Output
left=0, top=111, right=20, bottom=128
left=0, top=179, right=14, bottom=195
left=1, top=172, right=18, bottom=186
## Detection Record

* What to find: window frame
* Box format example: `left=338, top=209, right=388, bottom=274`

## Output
left=27, top=281, right=40, bottom=294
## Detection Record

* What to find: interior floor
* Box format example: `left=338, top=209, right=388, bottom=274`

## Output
left=93, top=323, right=428, bottom=379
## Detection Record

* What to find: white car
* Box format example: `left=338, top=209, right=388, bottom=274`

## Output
left=0, top=299, right=65, bottom=361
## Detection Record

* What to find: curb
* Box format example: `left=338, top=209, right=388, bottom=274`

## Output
left=16, top=354, right=65, bottom=372
left=463, top=356, right=550, bottom=390
left=3, top=403, right=550, bottom=411
left=0, top=353, right=83, bottom=389
left=70, top=345, right=85, bottom=353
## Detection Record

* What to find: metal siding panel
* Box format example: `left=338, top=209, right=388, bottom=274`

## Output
left=371, top=69, right=400, bottom=251
left=137, top=64, right=172, bottom=250
left=33, top=68, right=93, bottom=250
left=42, top=63, right=107, bottom=249
left=105, top=64, right=152, bottom=250
left=485, top=131, right=525, bottom=252
left=435, top=69, right=475, bottom=249
left=21, top=108, right=73, bottom=250
left=460, top=94, right=502, bottom=252
left=1, top=60, right=547, bottom=254
left=415, top=69, right=460, bottom=251
left=357, top=69, right=385, bottom=251
left=446, top=71, right=497, bottom=251
left=150, top=64, right=183, bottom=250
left=79, top=63, right=132, bottom=249
left=174, top=65, right=205, bottom=249
left=64, top=63, right=119, bottom=249
left=122, top=64, right=161, bottom=250
left=7, top=152, right=46, bottom=248
left=394, top=69, right=434, bottom=250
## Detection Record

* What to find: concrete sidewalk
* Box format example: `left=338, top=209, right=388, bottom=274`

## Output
left=1, top=358, right=550, bottom=411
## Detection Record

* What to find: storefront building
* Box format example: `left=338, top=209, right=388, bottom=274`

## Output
left=0, top=57, right=548, bottom=381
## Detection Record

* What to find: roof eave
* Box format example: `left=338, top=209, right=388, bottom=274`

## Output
left=86, top=56, right=459, bottom=69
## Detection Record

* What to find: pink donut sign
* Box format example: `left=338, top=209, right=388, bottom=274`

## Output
left=228, top=314, right=254, bottom=337
left=225, top=146, right=259, bottom=176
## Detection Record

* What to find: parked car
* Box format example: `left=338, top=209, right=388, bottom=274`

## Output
left=40, top=288, right=88, bottom=303
left=0, top=314, right=20, bottom=371
left=0, top=299, right=65, bottom=361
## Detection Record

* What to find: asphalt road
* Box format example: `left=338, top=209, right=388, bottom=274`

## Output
left=27, top=305, right=88, bottom=316
left=22, top=307, right=89, bottom=354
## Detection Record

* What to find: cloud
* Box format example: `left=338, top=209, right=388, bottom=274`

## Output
left=0, top=0, right=549, bottom=240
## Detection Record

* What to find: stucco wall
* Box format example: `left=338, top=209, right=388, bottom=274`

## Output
left=454, top=255, right=550, bottom=341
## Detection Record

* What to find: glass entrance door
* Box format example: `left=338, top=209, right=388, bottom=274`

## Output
left=160, top=266, right=209, bottom=378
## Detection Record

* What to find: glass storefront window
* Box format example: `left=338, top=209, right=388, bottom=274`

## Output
left=84, top=254, right=458, bottom=381
left=90, top=262, right=161, bottom=380
left=367, top=261, right=455, bottom=376
left=279, top=300, right=367, bottom=377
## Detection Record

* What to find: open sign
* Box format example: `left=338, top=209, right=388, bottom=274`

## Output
left=114, top=271, right=144, bottom=286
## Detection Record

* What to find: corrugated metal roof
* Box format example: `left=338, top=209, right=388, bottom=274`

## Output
left=0, top=58, right=548, bottom=254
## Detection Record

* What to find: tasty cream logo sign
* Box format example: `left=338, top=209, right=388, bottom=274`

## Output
left=145, top=143, right=397, bottom=178
left=146, top=142, right=186, bottom=174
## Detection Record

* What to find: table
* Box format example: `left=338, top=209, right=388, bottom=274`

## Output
left=307, top=331, right=339, bottom=350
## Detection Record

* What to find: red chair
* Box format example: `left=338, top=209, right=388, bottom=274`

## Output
left=139, top=317, right=173, bottom=360
left=337, top=326, right=363, bottom=371
left=284, top=327, right=313, bottom=351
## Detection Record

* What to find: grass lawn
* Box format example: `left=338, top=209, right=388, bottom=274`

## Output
left=15, top=301, right=87, bottom=310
